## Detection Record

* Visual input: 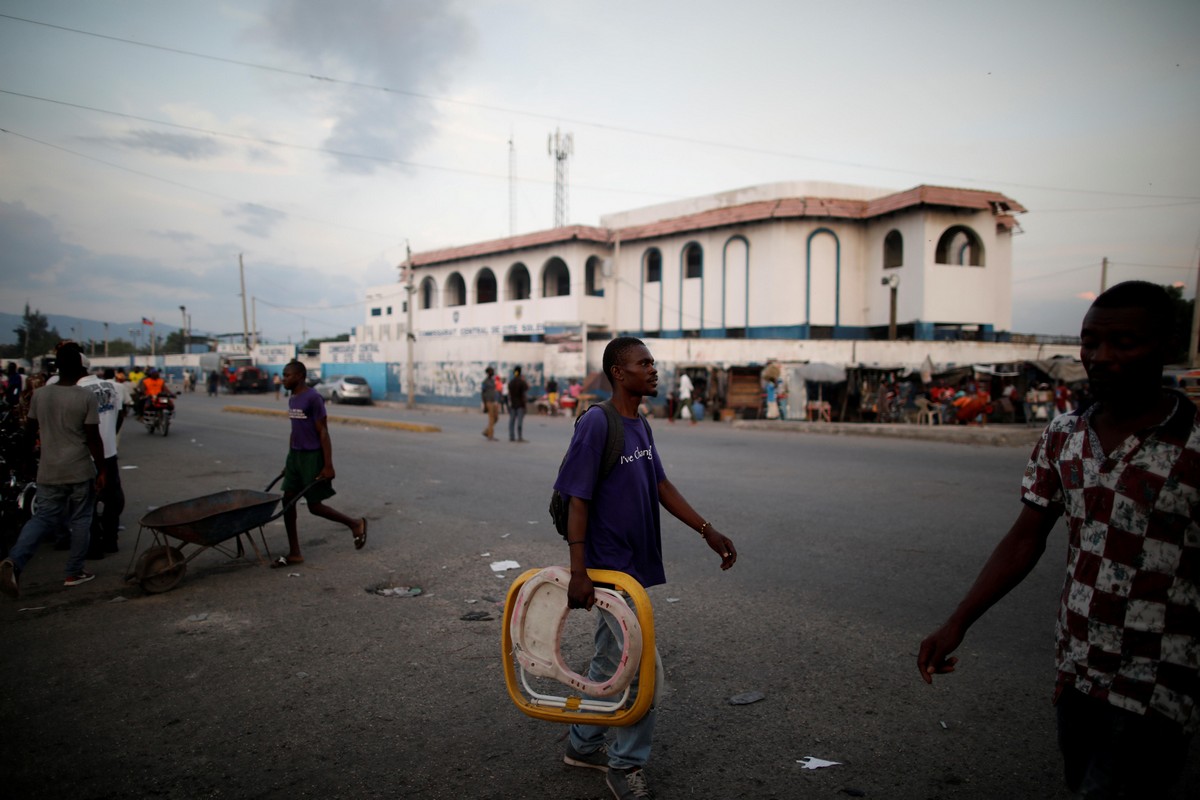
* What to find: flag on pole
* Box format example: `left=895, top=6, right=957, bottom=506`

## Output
left=142, top=317, right=153, bottom=325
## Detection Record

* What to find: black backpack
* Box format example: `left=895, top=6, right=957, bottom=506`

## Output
left=549, top=400, right=650, bottom=539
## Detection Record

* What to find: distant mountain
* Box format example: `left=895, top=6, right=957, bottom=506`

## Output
left=0, top=311, right=184, bottom=346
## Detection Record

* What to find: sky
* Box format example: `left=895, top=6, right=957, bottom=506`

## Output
left=1, top=0, right=1198, bottom=343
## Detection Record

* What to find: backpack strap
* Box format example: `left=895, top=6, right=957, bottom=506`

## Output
left=596, top=400, right=624, bottom=482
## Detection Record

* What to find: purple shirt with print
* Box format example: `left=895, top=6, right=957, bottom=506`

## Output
left=553, top=406, right=668, bottom=588
left=288, top=388, right=326, bottom=451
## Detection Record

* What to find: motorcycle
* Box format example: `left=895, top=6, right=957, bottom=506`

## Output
left=0, top=405, right=37, bottom=557
left=141, top=393, right=176, bottom=436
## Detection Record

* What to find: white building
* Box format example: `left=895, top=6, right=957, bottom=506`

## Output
left=340, top=181, right=1070, bottom=406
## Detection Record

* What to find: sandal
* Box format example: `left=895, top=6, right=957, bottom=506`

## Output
left=354, top=518, right=368, bottom=550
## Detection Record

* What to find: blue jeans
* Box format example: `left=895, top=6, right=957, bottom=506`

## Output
left=508, top=406, right=526, bottom=440
left=9, top=481, right=95, bottom=577
left=569, top=600, right=663, bottom=770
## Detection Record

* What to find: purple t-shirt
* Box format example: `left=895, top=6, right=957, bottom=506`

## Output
left=288, top=388, right=326, bottom=451
left=553, top=407, right=668, bottom=588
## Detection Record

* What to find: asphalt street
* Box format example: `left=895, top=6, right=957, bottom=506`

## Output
left=0, top=391, right=1195, bottom=799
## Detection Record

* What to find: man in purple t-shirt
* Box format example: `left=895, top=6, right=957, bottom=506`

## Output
left=553, top=337, right=737, bottom=800
left=276, top=361, right=366, bottom=566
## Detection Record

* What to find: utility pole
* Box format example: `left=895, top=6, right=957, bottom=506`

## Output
left=239, top=253, right=250, bottom=352
left=103, top=322, right=109, bottom=357
left=179, top=306, right=187, bottom=354
left=405, top=241, right=416, bottom=409
left=1100, top=256, right=1109, bottom=293
left=251, top=296, right=258, bottom=350
left=1189, top=255, right=1200, bottom=368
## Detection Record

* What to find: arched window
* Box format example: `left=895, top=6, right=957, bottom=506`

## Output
left=883, top=230, right=903, bottom=269
left=585, top=256, right=604, bottom=296
left=935, top=225, right=985, bottom=266
left=684, top=242, right=703, bottom=278
left=419, top=276, right=437, bottom=309
left=475, top=268, right=497, bottom=304
left=542, top=257, right=570, bottom=297
left=506, top=262, right=530, bottom=301
left=644, top=249, right=662, bottom=283
left=445, top=272, right=466, bottom=306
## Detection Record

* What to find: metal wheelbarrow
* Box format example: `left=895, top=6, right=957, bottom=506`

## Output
left=125, top=473, right=315, bottom=594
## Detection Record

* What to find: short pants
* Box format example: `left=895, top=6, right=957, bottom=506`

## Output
left=282, top=449, right=336, bottom=503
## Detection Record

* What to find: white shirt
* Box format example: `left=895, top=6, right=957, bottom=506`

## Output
left=76, top=375, right=122, bottom=458
left=678, top=373, right=694, bottom=401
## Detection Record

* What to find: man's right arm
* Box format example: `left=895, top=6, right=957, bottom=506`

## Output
left=566, top=495, right=594, bottom=610
left=917, top=503, right=1060, bottom=684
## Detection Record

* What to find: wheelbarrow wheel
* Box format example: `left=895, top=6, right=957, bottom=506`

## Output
left=136, top=545, right=187, bottom=593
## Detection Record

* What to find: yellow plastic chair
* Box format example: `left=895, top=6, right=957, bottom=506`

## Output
left=502, top=566, right=655, bottom=727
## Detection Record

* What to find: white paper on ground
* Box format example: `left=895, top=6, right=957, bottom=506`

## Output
left=490, top=560, right=520, bottom=572
left=797, top=757, right=840, bottom=770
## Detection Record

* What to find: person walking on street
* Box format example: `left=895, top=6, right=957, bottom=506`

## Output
left=508, top=366, right=529, bottom=442
left=1, top=343, right=106, bottom=597
left=77, top=366, right=127, bottom=556
left=207, top=369, right=219, bottom=397
left=273, top=372, right=282, bottom=400
left=917, top=281, right=1199, bottom=798
left=481, top=366, right=500, bottom=441
left=555, top=336, right=737, bottom=799
left=274, top=361, right=367, bottom=566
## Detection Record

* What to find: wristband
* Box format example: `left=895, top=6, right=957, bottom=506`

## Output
left=567, top=540, right=585, bottom=546
left=698, top=521, right=711, bottom=537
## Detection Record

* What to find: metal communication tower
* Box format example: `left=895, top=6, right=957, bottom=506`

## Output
left=508, top=135, right=517, bottom=237
left=548, top=128, right=573, bottom=228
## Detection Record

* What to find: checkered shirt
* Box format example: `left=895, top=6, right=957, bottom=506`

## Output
left=1022, top=392, right=1200, bottom=731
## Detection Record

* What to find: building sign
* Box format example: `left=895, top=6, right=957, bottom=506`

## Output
left=544, top=322, right=585, bottom=379
left=322, top=342, right=382, bottom=364
left=254, top=344, right=296, bottom=364
left=217, top=343, right=249, bottom=355
left=418, top=322, right=545, bottom=338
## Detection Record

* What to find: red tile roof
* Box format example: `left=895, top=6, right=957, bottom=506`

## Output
left=410, top=225, right=610, bottom=267
left=410, top=185, right=1025, bottom=264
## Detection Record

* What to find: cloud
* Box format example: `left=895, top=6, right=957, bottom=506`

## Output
left=149, top=229, right=200, bottom=245
left=225, top=203, right=288, bottom=238
left=252, top=0, right=474, bottom=174
left=88, top=130, right=230, bottom=160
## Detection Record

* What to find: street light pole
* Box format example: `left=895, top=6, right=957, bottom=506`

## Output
left=180, top=305, right=188, bottom=354
left=881, top=274, right=899, bottom=341
left=405, top=242, right=416, bottom=409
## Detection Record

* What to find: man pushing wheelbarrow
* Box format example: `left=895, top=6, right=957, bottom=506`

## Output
left=275, top=360, right=367, bottom=567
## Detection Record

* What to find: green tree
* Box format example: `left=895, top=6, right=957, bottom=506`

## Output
left=6, top=304, right=62, bottom=361
left=302, top=334, right=350, bottom=350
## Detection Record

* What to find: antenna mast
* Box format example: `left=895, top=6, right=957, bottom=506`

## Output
left=508, top=134, right=517, bottom=237
left=548, top=128, right=573, bottom=228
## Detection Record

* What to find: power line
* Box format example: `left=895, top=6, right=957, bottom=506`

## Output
left=1030, top=200, right=1200, bottom=213
left=0, top=88, right=677, bottom=199
left=1011, top=263, right=1097, bottom=284
left=4, top=12, right=1199, bottom=203
left=0, top=126, right=397, bottom=239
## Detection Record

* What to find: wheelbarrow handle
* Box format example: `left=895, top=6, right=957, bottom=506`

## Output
left=265, top=477, right=328, bottom=523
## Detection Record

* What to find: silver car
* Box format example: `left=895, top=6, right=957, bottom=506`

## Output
left=314, top=374, right=372, bottom=404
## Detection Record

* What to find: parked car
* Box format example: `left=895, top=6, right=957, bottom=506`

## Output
left=314, top=375, right=372, bottom=404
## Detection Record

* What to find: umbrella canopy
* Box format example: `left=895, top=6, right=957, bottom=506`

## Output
left=794, top=362, right=848, bottom=383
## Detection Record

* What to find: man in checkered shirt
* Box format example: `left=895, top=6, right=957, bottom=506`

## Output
left=918, top=281, right=1197, bottom=797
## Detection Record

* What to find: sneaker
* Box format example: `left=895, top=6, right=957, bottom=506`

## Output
left=607, top=767, right=653, bottom=799
left=0, top=559, right=18, bottom=599
left=563, top=742, right=608, bottom=772
left=63, top=572, right=96, bottom=587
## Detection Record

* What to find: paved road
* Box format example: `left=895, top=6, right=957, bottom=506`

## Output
left=1, top=391, right=1195, bottom=798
